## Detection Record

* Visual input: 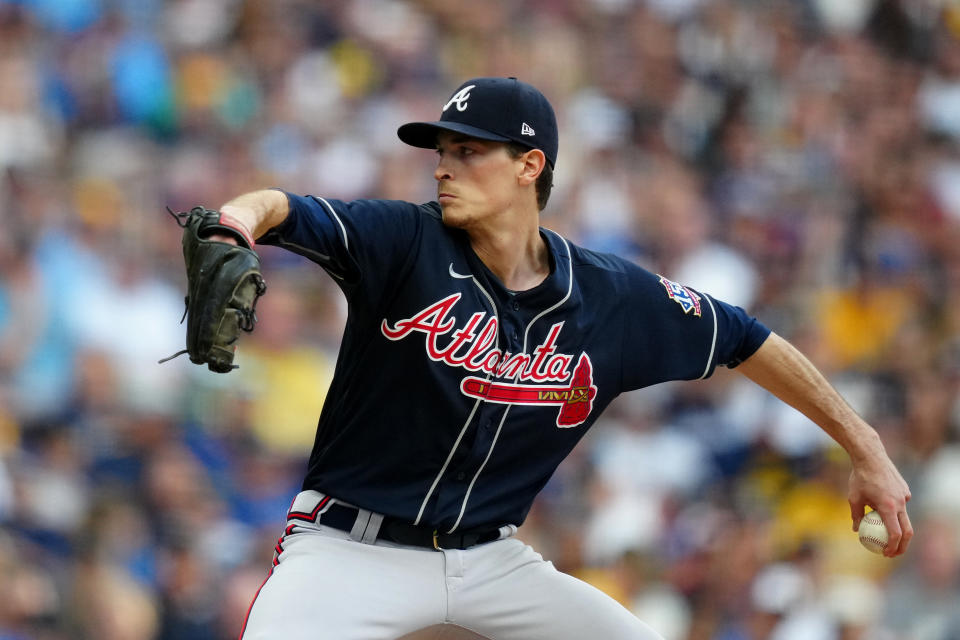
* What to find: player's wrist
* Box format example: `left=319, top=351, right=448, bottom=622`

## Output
left=845, top=429, right=886, bottom=467
left=218, top=205, right=257, bottom=248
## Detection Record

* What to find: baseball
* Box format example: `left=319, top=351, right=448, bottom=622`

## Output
left=858, top=511, right=889, bottom=554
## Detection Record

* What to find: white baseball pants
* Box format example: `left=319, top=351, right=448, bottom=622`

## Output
left=240, top=492, right=663, bottom=640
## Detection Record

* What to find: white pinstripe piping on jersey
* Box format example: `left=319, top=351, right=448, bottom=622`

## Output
left=446, top=230, right=574, bottom=533
left=271, top=197, right=349, bottom=281
left=414, top=270, right=500, bottom=527
left=520, top=230, right=574, bottom=361
left=447, top=407, right=512, bottom=533
left=698, top=294, right=718, bottom=380
left=413, top=397, right=483, bottom=527
left=449, top=263, right=472, bottom=279
left=317, top=197, right=349, bottom=251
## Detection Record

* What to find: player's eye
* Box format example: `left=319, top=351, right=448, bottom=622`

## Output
left=435, top=142, right=475, bottom=157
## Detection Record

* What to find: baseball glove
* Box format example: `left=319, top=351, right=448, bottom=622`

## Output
left=159, top=206, right=267, bottom=372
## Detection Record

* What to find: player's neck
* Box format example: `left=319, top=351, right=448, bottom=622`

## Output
left=468, top=218, right=550, bottom=292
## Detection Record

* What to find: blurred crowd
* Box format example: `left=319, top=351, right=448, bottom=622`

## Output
left=1, top=0, right=959, bottom=638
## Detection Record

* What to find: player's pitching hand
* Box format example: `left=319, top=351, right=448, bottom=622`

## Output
left=848, top=451, right=913, bottom=557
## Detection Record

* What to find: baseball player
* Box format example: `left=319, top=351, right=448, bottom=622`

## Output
left=200, top=78, right=911, bottom=640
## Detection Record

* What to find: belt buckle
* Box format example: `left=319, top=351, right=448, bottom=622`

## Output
left=432, top=529, right=442, bottom=551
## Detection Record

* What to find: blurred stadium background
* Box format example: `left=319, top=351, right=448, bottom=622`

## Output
left=1, top=0, right=959, bottom=638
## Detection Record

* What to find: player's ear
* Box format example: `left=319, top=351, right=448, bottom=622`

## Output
left=517, top=148, right=546, bottom=187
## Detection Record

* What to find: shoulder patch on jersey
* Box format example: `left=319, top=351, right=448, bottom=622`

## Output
left=657, top=275, right=702, bottom=317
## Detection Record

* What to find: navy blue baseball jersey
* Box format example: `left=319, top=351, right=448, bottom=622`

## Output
left=259, top=193, right=770, bottom=534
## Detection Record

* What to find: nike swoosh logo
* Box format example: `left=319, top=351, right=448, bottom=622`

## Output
left=449, top=263, right=472, bottom=279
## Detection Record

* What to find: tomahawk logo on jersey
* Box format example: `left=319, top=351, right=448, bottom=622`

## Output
left=259, top=192, right=770, bottom=532
left=458, top=353, right=597, bottom=428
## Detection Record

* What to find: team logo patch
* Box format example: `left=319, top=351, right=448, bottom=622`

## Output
left=443, top=85, right=475, bottom=112
left=381, top=294, right=597, bottom=428
left=658, top=275, right=702, bottom=317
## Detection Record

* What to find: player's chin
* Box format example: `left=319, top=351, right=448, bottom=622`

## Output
left=440, top=204, right=469, bottom=229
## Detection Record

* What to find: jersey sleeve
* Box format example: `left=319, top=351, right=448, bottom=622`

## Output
left=259, top=192, right=423, bottom=291
left=621, top=271, right=770, bottom=391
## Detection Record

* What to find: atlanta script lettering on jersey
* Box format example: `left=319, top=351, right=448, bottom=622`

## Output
left=381, top=294, right=597, bottom=427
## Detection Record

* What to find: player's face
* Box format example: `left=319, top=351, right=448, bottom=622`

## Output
left=434, top=132, right=526, bottom=229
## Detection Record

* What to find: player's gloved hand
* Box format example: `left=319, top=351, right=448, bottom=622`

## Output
left=848, top=445, right=913, bottom=557
left=208, top=233, right=238, bottom=245
left=159, top=206, right=267, bottom=372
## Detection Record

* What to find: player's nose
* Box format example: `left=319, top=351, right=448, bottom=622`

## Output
left=434, top=158, right=453, bottom=182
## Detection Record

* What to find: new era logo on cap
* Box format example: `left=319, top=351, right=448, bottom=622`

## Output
left=397, top=77, right=559, bottom=168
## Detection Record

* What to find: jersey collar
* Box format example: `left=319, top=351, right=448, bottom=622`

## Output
left=460, top=227, right=573, bottom=310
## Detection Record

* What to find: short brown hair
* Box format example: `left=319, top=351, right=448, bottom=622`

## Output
left=506, top=143, right=553, bottom=211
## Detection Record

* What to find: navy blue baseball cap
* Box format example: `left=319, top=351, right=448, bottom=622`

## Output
left=398, top=77, right=559, bottom=168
